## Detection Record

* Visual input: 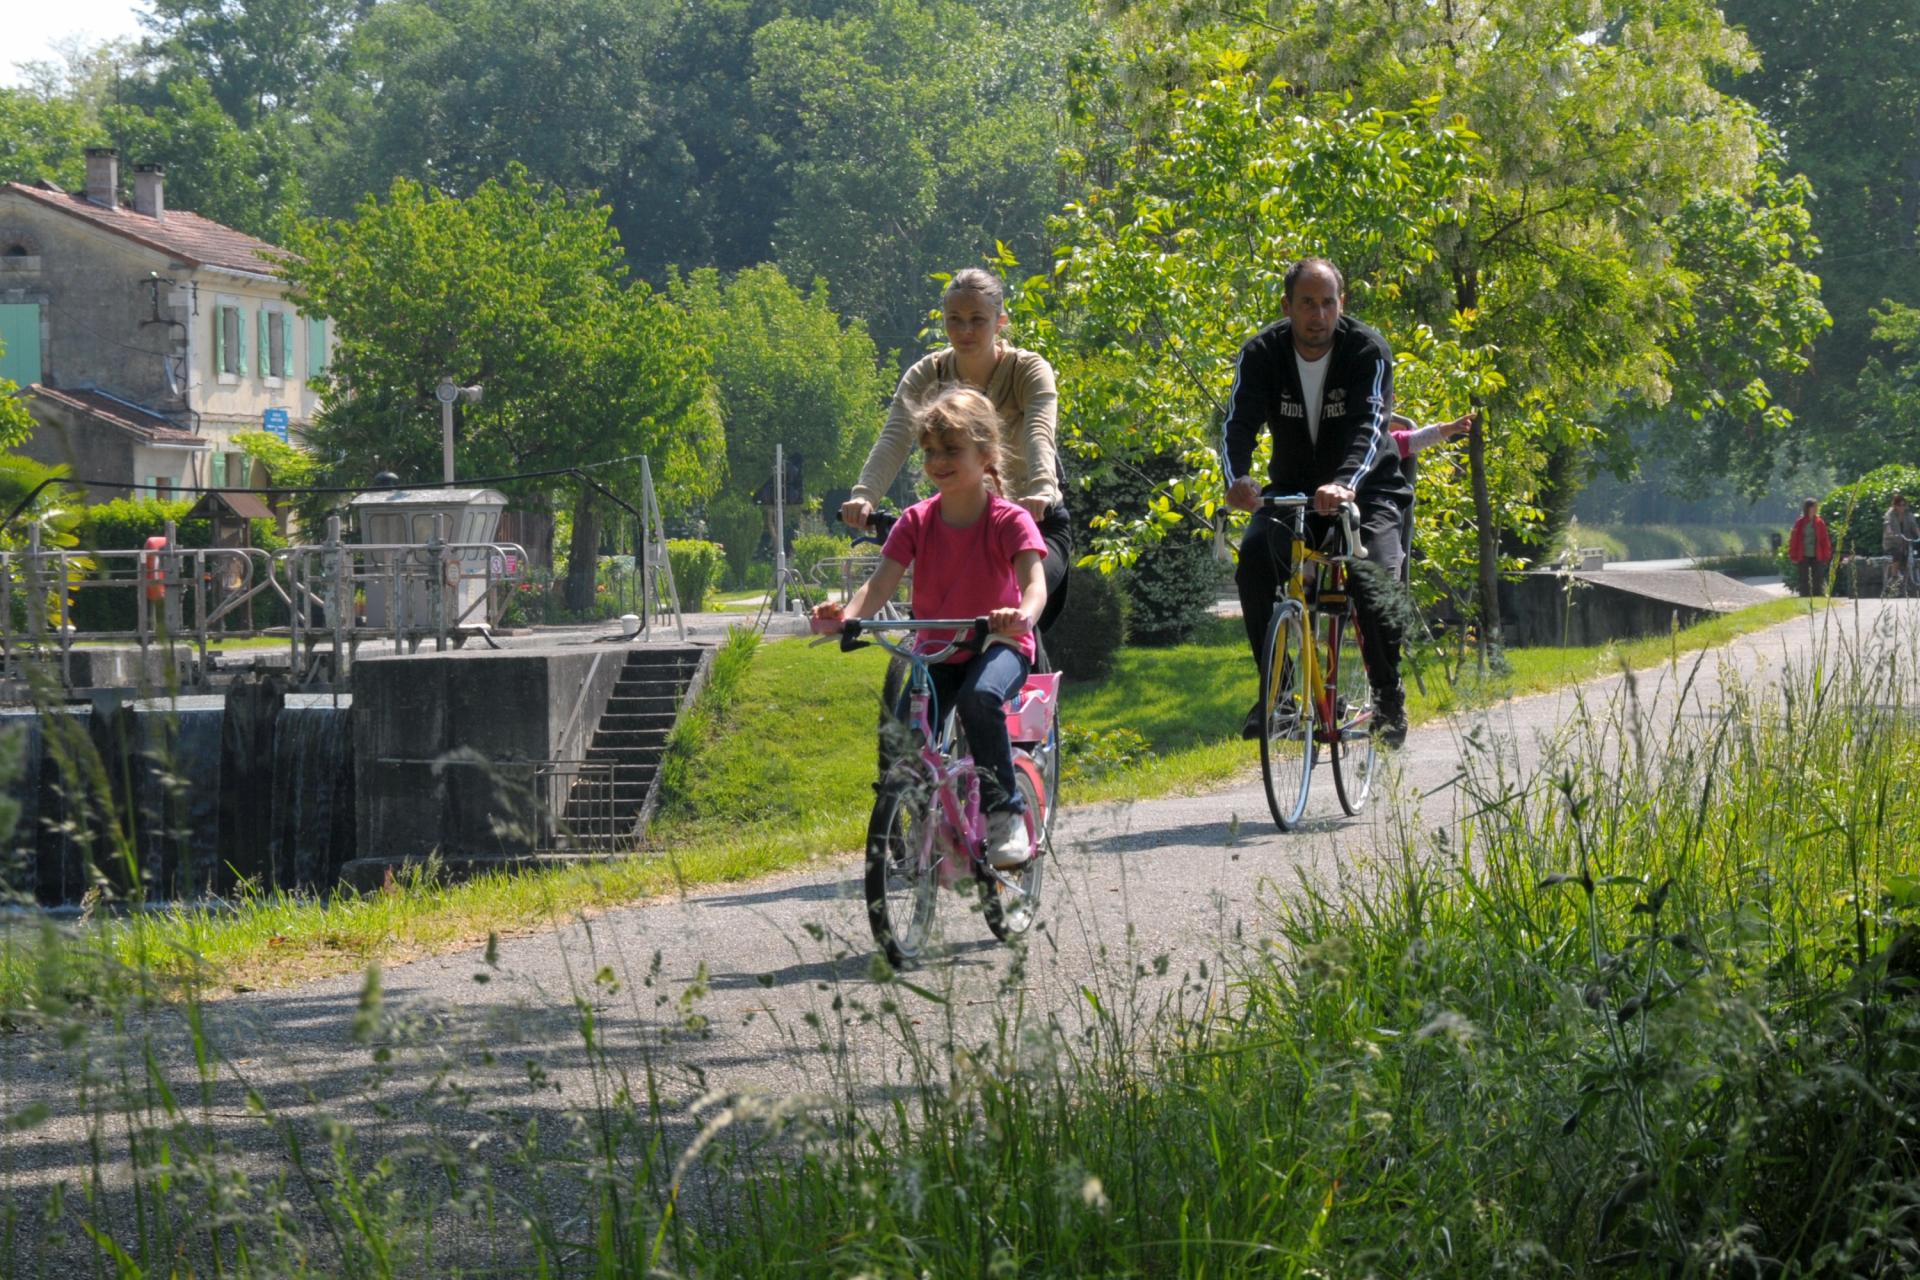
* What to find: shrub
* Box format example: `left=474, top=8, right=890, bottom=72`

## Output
left=706, top=494, right=766, bottom=588
left=791, top=533, right=852, bottom=590
left=69, top=499, right=287, bottom=631
left=1077, top=461, right=1222, bottom=646
left=1044, top=564, right=1129, bottom=679
left=1821, top=463, right=1920, bottom=558
left=668, top=539, right=725, bottom=612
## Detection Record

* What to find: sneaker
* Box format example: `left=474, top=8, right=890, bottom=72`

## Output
left=986, top=809, right=1031, bottom=869
left=1374, top=685, right=1408, bottom=748
left=1240, top=700, right=1265, bottom=740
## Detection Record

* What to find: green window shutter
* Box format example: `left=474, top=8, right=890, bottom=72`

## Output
left=211, top=451, right=227, bottom=488
left=0, top=303, right=43, bottom=388
left=256, top=309, right=268, bottom=379
left=235, top=307, right=248, bottom=376
left=278, top=312, right=290, bottom=377
left=307, top=316, right=327, bottom=376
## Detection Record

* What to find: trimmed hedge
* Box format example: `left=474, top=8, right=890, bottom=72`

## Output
left=668, top=539, right=725, bottom=612
left=792, top=532, right=853, bottom=592
left=69, top=498, right=287, bottom=631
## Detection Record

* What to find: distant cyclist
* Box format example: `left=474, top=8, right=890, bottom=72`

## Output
left=1886, top=493, right=1919, bottom=586
left=1222, top=258, right=1411, bottom=747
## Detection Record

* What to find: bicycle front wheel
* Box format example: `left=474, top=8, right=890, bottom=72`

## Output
left=1328, top=608, right=1379, bottom=816
left=865, top=771, right=941, bottom=968
left=1260, top=602, right=1315, bottom=831
left=982, top=754, right=1046, bottom=941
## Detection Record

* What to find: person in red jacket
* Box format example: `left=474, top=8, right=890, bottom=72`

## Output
left=1788, top=498, right=1832, bottom=597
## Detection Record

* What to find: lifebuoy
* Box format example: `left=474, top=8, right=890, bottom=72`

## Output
left=142, top=535, right=169, bottom=602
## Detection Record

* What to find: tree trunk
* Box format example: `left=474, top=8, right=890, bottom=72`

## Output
left=1457, top=264, right=1502, bottom=656
left=565, top=486, right=601, bottom=614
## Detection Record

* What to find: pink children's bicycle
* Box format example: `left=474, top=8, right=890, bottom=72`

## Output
left=814, top=615, right=1060, bottom=967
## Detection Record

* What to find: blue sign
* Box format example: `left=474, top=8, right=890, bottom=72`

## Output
left=262, top=407, right=289, bottom=442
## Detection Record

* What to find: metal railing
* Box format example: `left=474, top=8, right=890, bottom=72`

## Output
left=0, top=513, right=529, bottom=690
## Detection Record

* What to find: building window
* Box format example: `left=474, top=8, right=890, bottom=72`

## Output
left=214, top=302, right=245, bottom=379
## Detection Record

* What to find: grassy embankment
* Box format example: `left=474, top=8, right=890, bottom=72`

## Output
left=1, top=595, right=1824, bottom=1004
left=3, top=598, right=1908, bottom=1275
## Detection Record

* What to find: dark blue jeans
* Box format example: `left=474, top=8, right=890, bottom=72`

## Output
left=910, top=643, right=1031, bottom=814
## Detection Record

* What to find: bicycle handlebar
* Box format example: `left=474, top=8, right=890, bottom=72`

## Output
left=849, top=509, right=899, bottom=549
left=1259, top=494, right=1368, bottom=561
left=809, top=614, right=992, bottom=662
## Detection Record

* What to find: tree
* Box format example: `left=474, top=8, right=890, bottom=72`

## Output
left=1842, top=304, right=1920, bottom=479
left=135, top=0, right=364, bottom=126
left=278, top=168, right=724, bottom=610
left=104, top=78, right=305, bottom=239
left=752, top=0, right=1081, bottom=356
left=1020, top=69, right=1503, bottom=616
left=0, top=89, right=105, bottom=189
left=1068, top=0, right=1825, bottom=642
left=1720, top=0, right=1920, bottom=471
left=670, top=264, right=887, bottom=564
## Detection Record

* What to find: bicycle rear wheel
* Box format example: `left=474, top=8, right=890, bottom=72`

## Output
left=1260, top=602, right=1315, bottom=831
left=982, top=754, right=1046, bottom=941
left=865, top=770, right=941, bottom=967
left=1328, top=607, right=1379, bottom=816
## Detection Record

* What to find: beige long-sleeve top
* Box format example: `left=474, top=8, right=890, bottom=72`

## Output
left=850, top=345, right=1063, bottom=509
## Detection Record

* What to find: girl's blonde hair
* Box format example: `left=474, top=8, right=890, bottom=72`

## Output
left=916, top=385, right=1006, bottom=495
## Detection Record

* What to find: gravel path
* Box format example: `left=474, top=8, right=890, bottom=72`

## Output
left=0, top=598, right=1896, bottom=1268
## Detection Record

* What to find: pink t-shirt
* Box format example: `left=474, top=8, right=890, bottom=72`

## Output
left=883, top=494, right=1047, bottom=662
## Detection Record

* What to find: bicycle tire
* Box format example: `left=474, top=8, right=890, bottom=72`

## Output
left=1260, top=601, right=1315, bottom=831
left=1327, top=606, right=1379, bottom=816
left=864, top=768, right=942, bottom=968
left=982, top=753, right=1046, bottom=941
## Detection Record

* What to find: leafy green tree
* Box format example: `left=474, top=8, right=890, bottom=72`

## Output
left=1720, top=0, right=1920, bottom=471
left=0, top=89, right=105, bottom=189
left=1842, top=304, right=1920, bottom=479
left=104, top=78, right=304, bottom=239
left=1069, top=0, right=1825, bottom=641
left=752, top=0, right=1080, bottom=356
left=279, top=168, right=724, bottom=610
left=1021, top=70, right=1502, bottom=616
left=134, top=0, right=364, bottom=126
left=671, top=264, right=885, bottom=505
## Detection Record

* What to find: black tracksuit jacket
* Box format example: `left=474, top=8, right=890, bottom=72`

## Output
left=1220, top=314, right=1410, bottom=510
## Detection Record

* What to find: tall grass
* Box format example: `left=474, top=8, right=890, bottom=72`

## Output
left=4, top=608, right=1916, bottom=1276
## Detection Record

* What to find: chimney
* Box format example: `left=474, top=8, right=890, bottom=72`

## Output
left=133, top=164, right=165, bottom=219
left=84, top=148, right=119, bottom=210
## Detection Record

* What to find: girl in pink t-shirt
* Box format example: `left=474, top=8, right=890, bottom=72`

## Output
left=812, top=386, right=1048, bottom=869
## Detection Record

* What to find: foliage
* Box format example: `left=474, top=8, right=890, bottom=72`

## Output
left=0, top=374, right=33, bottom=452
left=1820, top=463, right=1920, bottom=559
left=671, top=265, right=886, bottom=512
left=0, top=88, right=105, bottom=189
left=1041, top=560, right=1128, bottom=680
left=706, top=492, right=767, bottom=588
left=1021, top=72, right=1502, bottom=610
left=232, top=429, right=322, bottom=529
left=1057, top=722, right=1148, bottom=786
left=103, top=77, right=304, bottom=240
left=667, top=538, right=726, bottom=612
left=1843, top=303, right=1920, bottom=476
left=790, top=531, right=852, bottom=590
left=0, top=455, right=88, bottom=626
left=1721, top=0, right=1920, bottom=475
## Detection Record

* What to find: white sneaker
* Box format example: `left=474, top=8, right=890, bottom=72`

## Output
left=985, top=810, right=1031, bottom=870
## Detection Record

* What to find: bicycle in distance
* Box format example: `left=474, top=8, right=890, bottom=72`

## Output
left=811, top=612, right=1061, bottom=968
left=1884, top=534, right=1920, bottom=599
left=1252, top=494, right=1379, bottom=831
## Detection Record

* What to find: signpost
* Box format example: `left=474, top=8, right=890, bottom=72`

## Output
left=262, top=406, right=289, bottom=443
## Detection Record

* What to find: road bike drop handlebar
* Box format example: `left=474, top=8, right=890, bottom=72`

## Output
left=1258, top=493, right=1369, bottom=562
left=809, top=614, right=992, bottom=663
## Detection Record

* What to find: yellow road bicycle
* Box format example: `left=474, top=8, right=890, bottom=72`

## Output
left=1254, top=494, right=1379, bottom=830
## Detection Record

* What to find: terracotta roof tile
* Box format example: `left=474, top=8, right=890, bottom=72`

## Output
left=28, top=385, right=208, bottom=447
left=2, top=182, right=287, bottom=277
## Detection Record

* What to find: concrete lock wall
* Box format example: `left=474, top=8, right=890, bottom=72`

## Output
left=352, top=646, right=625, bottom=866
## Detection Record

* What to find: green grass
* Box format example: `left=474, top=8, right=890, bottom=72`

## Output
left=6, top=600, right=1912, bottom=1275
left=0, top=598, right=1827, bottom=1008
left=1566, top=522, right=1777, bottom=562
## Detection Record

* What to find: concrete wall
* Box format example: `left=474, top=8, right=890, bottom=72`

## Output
left=351, top=646, right=626, bottom=864
left=1499, top=573, right=1716, bottom=648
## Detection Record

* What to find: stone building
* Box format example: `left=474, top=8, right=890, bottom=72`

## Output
left=0, top=148, right=327, bottom=501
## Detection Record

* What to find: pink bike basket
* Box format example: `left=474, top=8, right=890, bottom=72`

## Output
left=1005, top=672, right=1061, bottom=745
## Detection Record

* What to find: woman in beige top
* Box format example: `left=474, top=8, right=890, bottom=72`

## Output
left=841, top=267, right=1072, bottom=631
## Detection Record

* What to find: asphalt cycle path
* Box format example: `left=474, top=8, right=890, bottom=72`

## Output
left=0, top=598, right=1900, bottom=1261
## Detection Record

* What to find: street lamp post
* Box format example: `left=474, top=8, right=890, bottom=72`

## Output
left=434, top=379, right=483, bottom=484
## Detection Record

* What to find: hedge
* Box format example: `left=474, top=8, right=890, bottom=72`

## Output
left=1820, top=464, right=1920, bottom=558
left=668, top=539, right=725, bottom=612
left=69, top=498, right=287, bottom=631
left=1045, top=563, right=1129, bottom=680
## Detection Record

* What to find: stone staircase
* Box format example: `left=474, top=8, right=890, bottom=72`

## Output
left=558, top=645, right=708, bottom=851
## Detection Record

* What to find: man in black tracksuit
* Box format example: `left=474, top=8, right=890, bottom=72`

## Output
left=1222, top=258, right=1411, bottom=745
